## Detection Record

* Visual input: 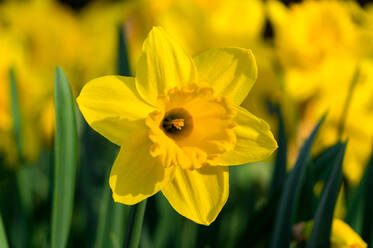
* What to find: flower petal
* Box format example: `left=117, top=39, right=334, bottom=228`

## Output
left=162, top=166, right=229, bottom=225
left=212, top=106, right=277, bottom=165
left=136, top=26, right=197, bottom=104
left=194, top=47, right=257, bottom=105
left=77, top=75, right=155, bottom=145
left=91, top=118, right=143, bottom=146
left=109, top=124, right=175, bottom=205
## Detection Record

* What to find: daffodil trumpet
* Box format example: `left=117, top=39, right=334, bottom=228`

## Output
left=77, top=27, right=277, bottom=225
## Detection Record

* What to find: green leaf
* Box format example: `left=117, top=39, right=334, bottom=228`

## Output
left=345, top=150, right=373, bottom=237
left=312, top=143, right=342, bottom=183
left=337, top=67, right=359, bottom=138
left=51, top=67, right=78, bottom=248
left=296, top=161, right=316, bottom=223
left=94, top=173, right=130, bottom=248
left=0, top=212, right=9, bottom=248
left=270, top=115, right=325, bottom=248
left=237, top=191, right=280, bottom=247
left=361, top=150, right=373, bottom=246
left=269, top=106, right=287, bottom=197
left=306, top=143, right=346, bottom=248
left=9, top=69, right=33, bottom=217
left=295, top=143, right=343, bottom=223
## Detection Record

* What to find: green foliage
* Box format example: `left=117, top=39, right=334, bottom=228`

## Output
left=346, top=149, right=373, bottom=247
left=125, top=201, right=147, bottom=248
left=9, top=69, right=22, bottom=159
left=270, top=115, right=325, bottom=248
left=307, top=143, right=346, bottom=248
left=51, top=67, right=78, bottom=248
left=0, top=213, right=9, bottom=248
left=269, top=106, right=287, bottom=197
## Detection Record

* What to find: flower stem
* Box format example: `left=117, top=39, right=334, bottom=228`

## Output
left=338, top=67, right=360, bottom=140
left=124, top=200, right=147, bottom=248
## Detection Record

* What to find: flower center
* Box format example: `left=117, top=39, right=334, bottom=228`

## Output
left=146, top=84, right=237, bottom=169
left=161, top=108, right=193, bottom=138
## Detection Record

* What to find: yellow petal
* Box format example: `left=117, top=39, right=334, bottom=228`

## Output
left=266, top=0, right=288, bottom=28
left=162, top=166, right=229, bottom=225
left=331, top=219, right=367, bottom=248
left=194, top=47, right=257, bottom=105
left=109, top=124, right=175, bottom=205
left=136, top=26, right=197, bottom=104
left=76, top=75, right=155, bottom=145
left=212, top=106, right=277, bottom=165
left=91, top=118, right=143, bottom=146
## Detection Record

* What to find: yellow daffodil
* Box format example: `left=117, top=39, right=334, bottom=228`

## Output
left=295, top=219, right=367, bottom=248
left=266, top=0, right=373, bottom=183
left=0, top=0, right=127, bottom=164
left=267, top=0, right=360, bottom=101
left=125, top=0, right=286, bottom=143
left=77, top=27, right=277, bottom=225
left=125, top=0, right=265, bottom=68
left=0, top=0, right=82, bottom=157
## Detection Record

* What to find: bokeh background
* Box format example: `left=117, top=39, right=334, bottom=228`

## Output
left=1, top=0, right=373, bottom=247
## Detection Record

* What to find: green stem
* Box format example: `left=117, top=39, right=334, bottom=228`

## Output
left=124, top=200, right=147, bottom=248
left=0, top=212, right=9, bottom=248
left=9, top=69, right=22, bottom=159
left=338, top=67, right=360, bottom=139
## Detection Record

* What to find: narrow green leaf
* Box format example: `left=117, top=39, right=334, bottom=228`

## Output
left=345, top=149, right=373, bottom=236
left=269, top=106, right=287, bottom=197
left=239, top=193, right=279, bottom=247
left=153, top=194, right=180, bottom=248
left=0, top=212, right=9, bottom=248
left=306, top=143, right=346, bottom=248
left=9, top=69, right=32, bottom=216
left=124, top=200, right=147, bottom=248
left=270, top=115, right=325, bottom=248
left=94, top=178, right=130, bottom=248
left=312, top=143, right=341, bottom=183
left=51, top=67, right=78, bottom=248
left=338, top=67, right=359, bottom=138
left=362, top=150, right=373, bottom=246
left=296, top=162, right=316, bottom=223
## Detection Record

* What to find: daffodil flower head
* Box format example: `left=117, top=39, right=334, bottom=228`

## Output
left=77, top=27, right=277, bottom=225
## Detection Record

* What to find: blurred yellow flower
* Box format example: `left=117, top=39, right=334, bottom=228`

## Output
left=77, top=27, right=277, bottom=225
left=78, top=0, right=128, bottom=87
left=303, top=59, right=373, bottom=185
left=297, top=219, right=367, bottom=248
left=0, top=0, right=83, bottom=163
left=0, top=0, right=131, bottom=165
left=267, top=0, right=360, bottom=100
left=0, top=26, right=41, bottom=164
left=267, top=0, right=373, bottom=184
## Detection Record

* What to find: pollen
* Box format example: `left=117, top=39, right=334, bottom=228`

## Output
left=163, top=118, right=185, bottom=132
left=161, top=108, right=193, bottom=138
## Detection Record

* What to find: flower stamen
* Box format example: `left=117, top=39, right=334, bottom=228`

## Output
left=161, top=108, right=193, bottom=138
left=163, top=118, right=184, bottom=132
